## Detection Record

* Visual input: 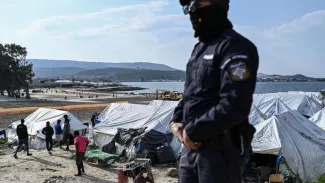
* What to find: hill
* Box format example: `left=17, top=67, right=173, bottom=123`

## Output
left=33, top=67, right=86, bottom=78
left=257, top=73, right=269, bottom=77
left=74, top=67, right=186, bottom=82
left=29, top=59, right=176, bottom=71
left=258, top=74, right=325, bottom=82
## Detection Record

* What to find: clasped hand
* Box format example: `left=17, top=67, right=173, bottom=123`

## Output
left=169, top=122, right=201, bottom=150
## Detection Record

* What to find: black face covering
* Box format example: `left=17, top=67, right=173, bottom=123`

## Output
left=189, top=3, right=230, bottom=40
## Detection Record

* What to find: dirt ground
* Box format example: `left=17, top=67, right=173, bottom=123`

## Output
left=0, top=146, right=178, bottom=183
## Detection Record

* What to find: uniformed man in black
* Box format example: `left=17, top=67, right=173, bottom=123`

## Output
left=169, top=0, right=258, bottom=182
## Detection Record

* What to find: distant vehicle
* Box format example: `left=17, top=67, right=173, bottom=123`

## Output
left=159, top=90, right=183, bottom=101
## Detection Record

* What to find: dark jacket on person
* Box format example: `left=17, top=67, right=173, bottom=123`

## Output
left=42, top=126, right=54, bottom=140
left=16, top=124, right=28, bottom=140
left=63, top=120, right=71, bottom=135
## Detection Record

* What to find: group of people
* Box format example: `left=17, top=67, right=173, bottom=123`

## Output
left=41, top=114, right=71, bottom=154
left=13, top=114, right=90, bottom=176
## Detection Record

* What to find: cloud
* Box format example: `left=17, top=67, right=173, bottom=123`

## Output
left=265, top=10, right=325, bottom=37
left=19, top=0, right=170, bottom=37
left=14, top=1, right=325, bottom=77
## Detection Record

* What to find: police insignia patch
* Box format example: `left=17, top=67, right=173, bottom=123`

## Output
left=229, top=61, right=250, bottom=81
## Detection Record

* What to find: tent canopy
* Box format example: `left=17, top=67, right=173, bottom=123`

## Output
left=249, top=105, right=268, bottom=125
left=309, top=108, right=325, bottom=130
left=96, top=103, right=155, bottom=135
left=10, top=108, right=87, bottom=136
left=253, top=93, right=323, bottom=119
left=252, top=110, right=325, bottom=181
left=95, top=100, right=180, bottom=135
left=94, top=100, right=182, bottom=156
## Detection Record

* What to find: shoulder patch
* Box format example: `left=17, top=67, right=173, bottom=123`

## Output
left=228, top=61, right=250, bottom=81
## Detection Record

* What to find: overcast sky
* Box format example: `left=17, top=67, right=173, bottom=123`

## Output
left=1, top=0, right=325, bottom=77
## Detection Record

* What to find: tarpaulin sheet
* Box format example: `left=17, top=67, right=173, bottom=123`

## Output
left=309, top=107, right=325, bottom=130
left=94, top=100, right=182, bottom=156
left=249, top=105, right=268, bottom=125
left=252, top=110, right=325, bottom=181
left=251, top=93, right=324, bottom=125
left=9, top=108, right=87, bottom=136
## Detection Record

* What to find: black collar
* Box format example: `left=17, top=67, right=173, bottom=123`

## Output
left=198, top=19, right=233, bottom=42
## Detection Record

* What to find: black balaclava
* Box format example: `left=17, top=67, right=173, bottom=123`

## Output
left=188, top=1, right=232, bottom=41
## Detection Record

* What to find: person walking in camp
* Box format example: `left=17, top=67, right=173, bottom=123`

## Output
left=73, top=131, right=89, bottom=176
left=63, top=114, right=71, bottom=151
left=14, top=119, right=32, bottom=159
left=91, top=112, right=97, bottom=127
left=169, top=0, right=258, bottom=182
left=54, top=120, right=64, bottom=149
left=42, top=121, right=54, bottom=155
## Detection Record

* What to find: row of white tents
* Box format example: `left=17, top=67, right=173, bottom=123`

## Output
left=250, top=92, right=324, bottom=125
left=7, top=91, right=325, bottom=181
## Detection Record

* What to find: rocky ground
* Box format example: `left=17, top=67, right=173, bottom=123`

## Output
left=0, top=147, right=178, bottom=183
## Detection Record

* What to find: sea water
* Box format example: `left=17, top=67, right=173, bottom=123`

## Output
left=121, top=82, right=325, bottom=94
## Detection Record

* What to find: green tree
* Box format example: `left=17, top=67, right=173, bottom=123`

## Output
left=0, top=43, right=34, bottom=99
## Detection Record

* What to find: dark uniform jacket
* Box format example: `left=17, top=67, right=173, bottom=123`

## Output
left=16, top=124, right=28, bottom=140
left=42, top=126, right=54, bottom=140
left=172, top=20, right=259, bottom=143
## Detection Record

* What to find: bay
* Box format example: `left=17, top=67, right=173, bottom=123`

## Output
left=121, top=82, right=325, bottom=94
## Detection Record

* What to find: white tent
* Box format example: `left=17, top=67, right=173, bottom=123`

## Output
left=9, top=108, right=87, bottom=136
left=309, top=107, right=325, bottom=130
left=252, top=110, right=325, bottom=181
left=8, top=108, right=88, bottom=149
left=249, top=105, right=268, bottom=125
left=263, top=98, right=291, bottom=118
left=278, top=93, right=323, bottom=117
left=93, top=100, right=182, bottom=156
left=253, top=93, right=323, bottom=117
left=96, top=103, right=155, bottom=135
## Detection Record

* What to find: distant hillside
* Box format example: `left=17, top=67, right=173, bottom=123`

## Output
left=257, top=73, right=269, bottom=77
left=258, top=74, right=325, bottom=82
left=29, top=59, right=176, bottom=71
left=74, top=67, right=186, bottom=82
left=33, top=67, right=86, bottom=78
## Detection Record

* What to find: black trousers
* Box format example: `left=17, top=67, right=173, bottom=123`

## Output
left=76, top=152, right=85, bottom=166
left=75, top=152, right=85, bottom=174
left=45, top=138, right=53, bottom=151
left=63, top=134, right=70, bottom=149
left=178, top=146, right=242, bottom=183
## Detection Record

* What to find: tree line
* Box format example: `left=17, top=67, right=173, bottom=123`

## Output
left=0, top=43, right=34, bottom=99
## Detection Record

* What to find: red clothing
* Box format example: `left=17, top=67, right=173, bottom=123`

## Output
left=74, top=136, right=89, bottom=153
